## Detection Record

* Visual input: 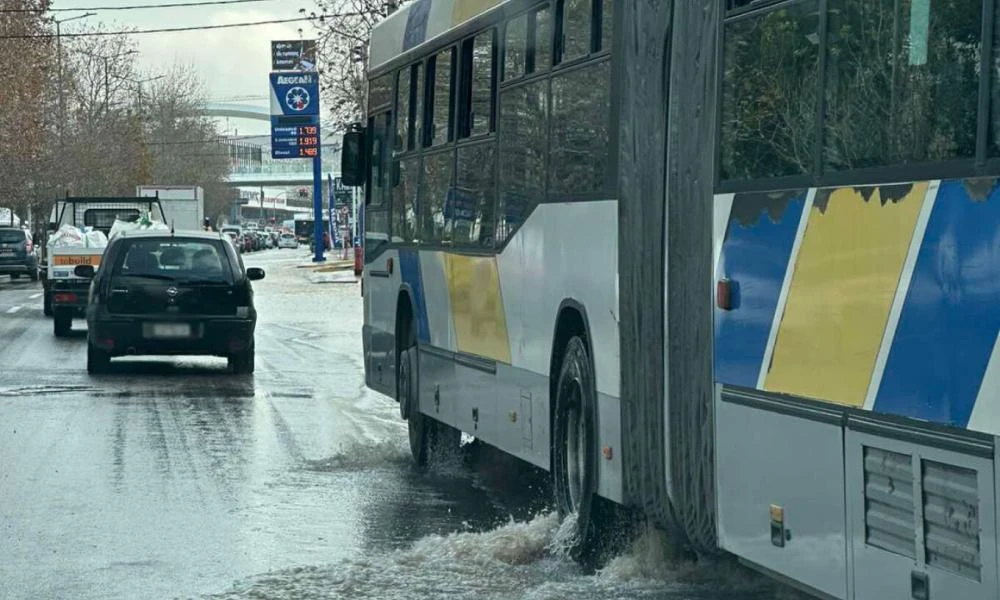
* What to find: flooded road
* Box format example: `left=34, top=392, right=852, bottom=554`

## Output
left=0, top=250, right=795, bottom=600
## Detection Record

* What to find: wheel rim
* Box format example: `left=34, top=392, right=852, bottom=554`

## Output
left=564, top=379, right=586, bottom=513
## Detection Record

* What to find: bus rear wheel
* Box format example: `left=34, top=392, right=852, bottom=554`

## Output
left=399, top=340, right=459, bottom=468
left=553, top=335, right=632, bottom=570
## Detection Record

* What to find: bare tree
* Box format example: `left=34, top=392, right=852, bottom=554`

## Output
left=143, top=62, right=232, bottom=220
left=0, top=0, right=57, bottom=222
left=311, top=0, right=408, bottom=133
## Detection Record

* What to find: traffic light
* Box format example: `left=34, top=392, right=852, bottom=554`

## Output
left=203, top=217, right=211, bottom=231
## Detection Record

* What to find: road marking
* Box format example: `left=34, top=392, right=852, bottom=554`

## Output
left=6, top=306, right=21, bottom=314
left=29, top=293, right=42, bottom=299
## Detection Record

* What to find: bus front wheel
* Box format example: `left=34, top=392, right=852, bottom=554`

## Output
left=552, top=335, right=632, bottom=570
left=399, top=335, right=459, bottom=468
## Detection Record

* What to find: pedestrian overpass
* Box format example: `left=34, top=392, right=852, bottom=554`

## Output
left=200, top=102, right=340, bottom=187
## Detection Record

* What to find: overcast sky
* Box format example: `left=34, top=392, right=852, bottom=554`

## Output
left=54, top=0, right=318, bottom=134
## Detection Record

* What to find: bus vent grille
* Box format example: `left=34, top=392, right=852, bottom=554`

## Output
left=922, top=459, right=981, bottom=581
left=864, top=446, right=916, bottom=558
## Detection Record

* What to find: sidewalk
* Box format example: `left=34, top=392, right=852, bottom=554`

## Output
left=292, top=249, right=358, bottom=284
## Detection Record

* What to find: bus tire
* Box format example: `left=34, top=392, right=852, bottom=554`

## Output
left=43, top=292, right=52, bottom=317
left=400, top=332, right=459, bottom=467
left=552, top=335, right=630, bottom=570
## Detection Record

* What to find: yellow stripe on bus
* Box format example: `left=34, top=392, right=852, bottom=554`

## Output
left=452, top=0, right=504, bottom=26
left=764, top=183, right=927, bottom=407
left=444, top=253, right=511, bottom=364
left=53, top=255, right=101, bottom=266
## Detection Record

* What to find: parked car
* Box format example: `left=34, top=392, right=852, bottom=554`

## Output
left=224, top=231, right=241, bottom=254
left=278, top=233, right=297, bottom=249
left=78, top=230, right=265, bottom=374
left=0, top=227, right=39, bottom=281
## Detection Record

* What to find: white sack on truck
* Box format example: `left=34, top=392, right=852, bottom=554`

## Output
left=108, top=212, right=169, bottom=240
left=47, top=225, right=109, bottom=249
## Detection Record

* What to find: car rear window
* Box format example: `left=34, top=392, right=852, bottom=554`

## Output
left=0, top=229, right=26, bottom=244
left=112, top=239, right=235, bottom=283
left=84, top=208, right=140, bottom=230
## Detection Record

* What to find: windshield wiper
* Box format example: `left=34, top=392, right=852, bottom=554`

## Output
left=177, top=278, right=229, bottom=285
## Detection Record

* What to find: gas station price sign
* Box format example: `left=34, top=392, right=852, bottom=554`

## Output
left=270, top=115, right=321, bottom=159
left=268, top=71, right=321, bottom=160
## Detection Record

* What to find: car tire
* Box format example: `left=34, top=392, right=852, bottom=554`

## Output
left=552, top=336, right=636, bottom=571
left=53, top=310, right=71, bottom=337
left=9, top=273, right=18, bottom=280
left=43, top=292, right=52, bottom=317
left=87, top=342, right=111, bottom=374
left=229, top=346, right=255, bottom=374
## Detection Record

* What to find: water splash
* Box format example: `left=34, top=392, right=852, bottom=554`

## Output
left=203, top=509, right=781, bottom=600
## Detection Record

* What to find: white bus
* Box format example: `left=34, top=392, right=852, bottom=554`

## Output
left=341, top=1, right=1000, bottom=598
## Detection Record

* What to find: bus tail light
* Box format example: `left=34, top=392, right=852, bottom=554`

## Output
left=53, top=292, right=78, bottom=304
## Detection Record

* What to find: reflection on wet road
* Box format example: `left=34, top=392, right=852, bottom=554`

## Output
left=0, top=251, right=795, bottom=600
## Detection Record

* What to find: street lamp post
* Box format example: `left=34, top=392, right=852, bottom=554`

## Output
left=132, top=74, right=165, bottom=114
left=102, top=50, right=139, bottom=115
left=53, top=12, right=95, bottom=194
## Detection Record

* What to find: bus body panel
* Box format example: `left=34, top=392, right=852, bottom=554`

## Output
left=716, top=389, right=848, bottom=600
left=496, top=201, right=621, bottom=399
left=416, top=250, right=458, bottom=351
left=381, top=201, right=625, bottom=501
left=713, top=180, right=1000, bottom=437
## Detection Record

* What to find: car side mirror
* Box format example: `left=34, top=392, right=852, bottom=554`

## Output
left=74, top=265, right=95, bottom=278
left=340, top=127, right=367, bottom=187
left=246, top=267, right=265, bottom=281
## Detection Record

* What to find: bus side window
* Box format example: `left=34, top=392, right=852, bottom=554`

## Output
left=505, top=14, right=527, bottom=81
left=556, top=0, right=591, bottom=63
left=429, top=47, right=455, bottom=146
left=395, top=67, right=411, bottom=153
left=531, top=5, right=553, bottom=73
left=459, top=29, right=496, bottom=138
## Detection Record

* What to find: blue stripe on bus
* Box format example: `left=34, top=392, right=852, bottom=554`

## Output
left=714, top=191, right=806, bottom=388
left=403, top=0, right=432, bottom=51
left=874, top=179, right=1000, bottom=427
left=399, top=249, right=431, bottom=344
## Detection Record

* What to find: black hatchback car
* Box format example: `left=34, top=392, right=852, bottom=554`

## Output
left=78, top=231, right=264, bottom=374
left=0, top=227, right=39, bottom=281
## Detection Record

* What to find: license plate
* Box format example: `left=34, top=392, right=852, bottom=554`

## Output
left=0, top=249, right=13, bottom=256
left=145, top=323, right=191, bottom=339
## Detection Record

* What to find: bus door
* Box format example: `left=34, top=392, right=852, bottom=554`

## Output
left=363, top=110, right=396, bottom=392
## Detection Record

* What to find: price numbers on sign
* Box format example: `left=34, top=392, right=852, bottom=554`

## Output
left=299, top=125, right=318, bottom=136
left=300, top=147, right=319, bottom=157
left=299, top=136, right=319, bottom=146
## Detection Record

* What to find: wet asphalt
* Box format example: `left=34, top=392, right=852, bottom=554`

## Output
left=0, top=249, right=795, bottom=600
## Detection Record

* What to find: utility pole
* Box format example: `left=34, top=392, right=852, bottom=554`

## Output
left=53, top=12, right=96, bottom=193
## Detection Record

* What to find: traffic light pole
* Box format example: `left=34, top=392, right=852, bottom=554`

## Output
left=312, top=140, right=325, bottom=263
